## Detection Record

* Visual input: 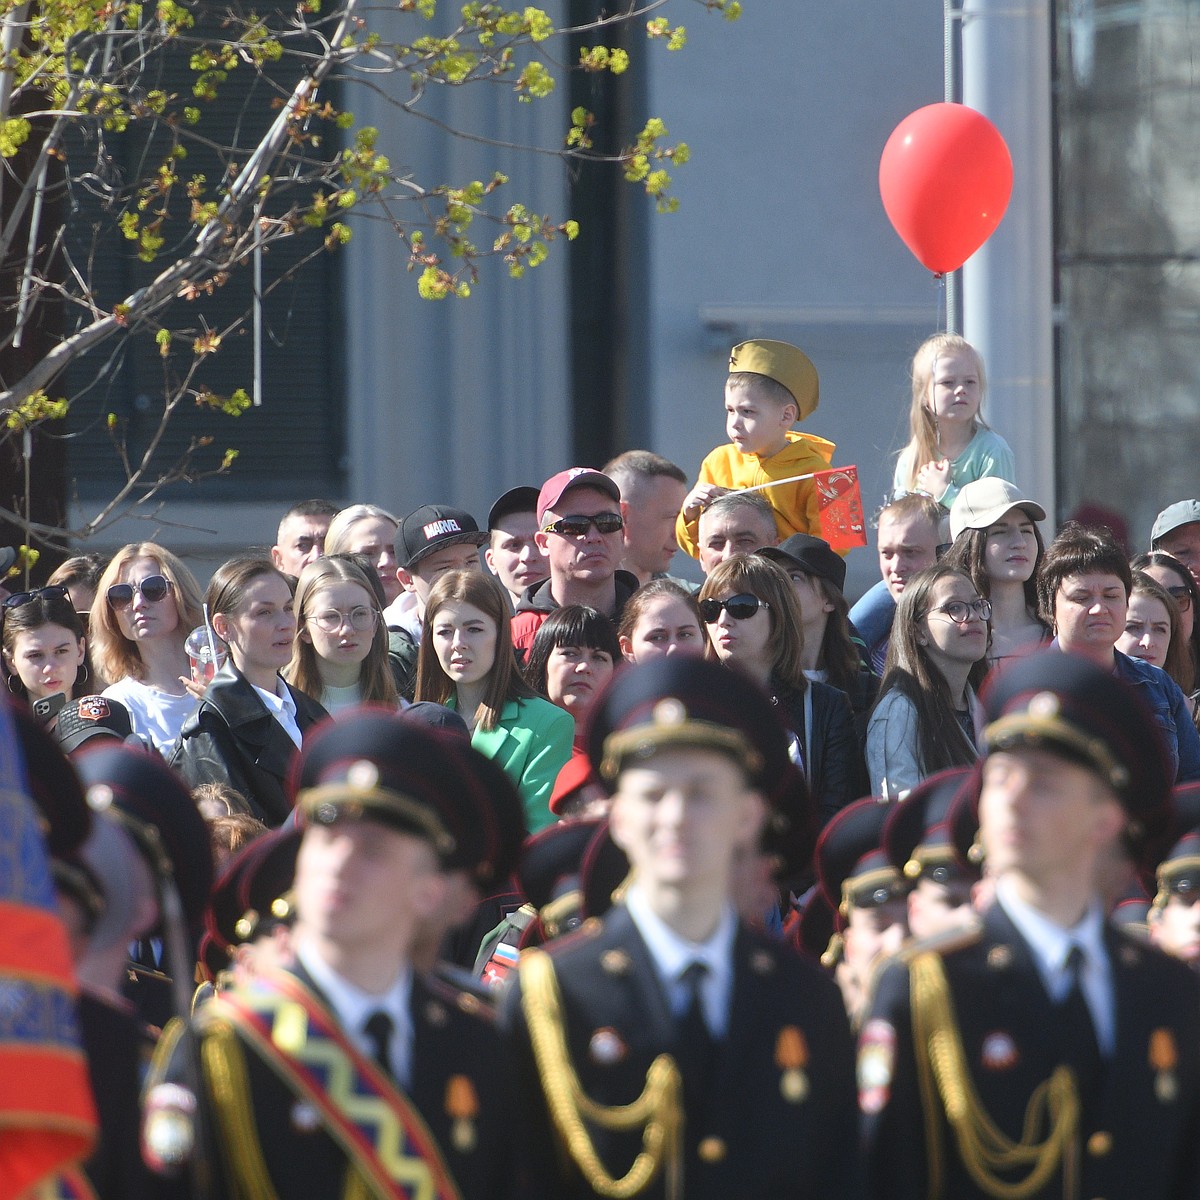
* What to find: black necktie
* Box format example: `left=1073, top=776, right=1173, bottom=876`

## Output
left=675, top=961, right=716, bottom=1110
left=1058, top=945, right=1103, bottom=1096
left=364, top=1010, right=394, bottom=1080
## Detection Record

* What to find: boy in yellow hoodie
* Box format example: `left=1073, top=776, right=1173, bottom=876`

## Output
left=675, top=339, right=837, bottom=559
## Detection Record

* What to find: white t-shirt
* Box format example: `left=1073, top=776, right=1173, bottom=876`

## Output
left=101, top=677, right=196, bottom=755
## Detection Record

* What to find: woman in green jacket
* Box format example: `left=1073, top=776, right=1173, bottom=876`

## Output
left=415, top=569, right=573, bottom=833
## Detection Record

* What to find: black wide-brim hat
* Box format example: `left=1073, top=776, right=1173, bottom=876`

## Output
left=758, top=533, right=846, bottom=594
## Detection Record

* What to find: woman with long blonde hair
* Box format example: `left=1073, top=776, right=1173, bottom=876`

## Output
left=285, top=556, right=398, bottom=712
left=92, top=541, right=204, bottom=753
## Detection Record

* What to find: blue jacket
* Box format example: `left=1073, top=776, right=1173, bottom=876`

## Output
left=1112, top=649, right=1200, bottom=783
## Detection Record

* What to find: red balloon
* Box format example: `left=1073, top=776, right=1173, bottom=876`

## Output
left=879, top=103, right=1013, bottom=275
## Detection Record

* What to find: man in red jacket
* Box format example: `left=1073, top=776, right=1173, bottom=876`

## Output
left=510, top=468, right=640, bottom=660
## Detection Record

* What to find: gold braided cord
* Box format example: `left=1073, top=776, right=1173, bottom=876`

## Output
left=146, top=1016, right=187, bottom=1089
left=201, top=1020, right=281, bottom=1200
left=341, top=1166, right=373, bottom=1200
left=910, top=951, right=1081, bottom=1200
left=519, top=948, right=683, bottom=1199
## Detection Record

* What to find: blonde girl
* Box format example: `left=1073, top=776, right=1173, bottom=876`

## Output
left=892, top=333, right=1015, bottom=508
left=323, top=503, right=401, bottom=606
left=286, top=556, right=398, bottom=712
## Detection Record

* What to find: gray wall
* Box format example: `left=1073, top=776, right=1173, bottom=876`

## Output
left=641, top=4, right=944, bottom=598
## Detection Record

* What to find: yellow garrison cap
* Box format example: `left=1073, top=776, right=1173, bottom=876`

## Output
left=728, top=339, right=819, bottom=421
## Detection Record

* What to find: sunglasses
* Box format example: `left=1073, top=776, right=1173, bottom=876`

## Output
left=1166, top=585, right=1193, bottom=614
left=698, top=593, right=771, bottom=623
left=2, top=584, right=71, bottom=610
left=927, top=597, right=992, bottom=625
left=107, top=574, right=173, bottom=610
left=540, top=512, right=624, bottom=537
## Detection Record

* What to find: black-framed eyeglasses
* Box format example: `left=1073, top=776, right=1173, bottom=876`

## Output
left=2, top=584, right=70, bottom=610
left=698, top=593, right=771, bottom=623
left=307, top=606, right=378, bottom=633
left=1166, top=585, right=1194, bottom=614
left=107, top=574, right=173, bottom=610
left=540, top=512, right=624, bottom=537
left=927, top=597, right=992, bottom=625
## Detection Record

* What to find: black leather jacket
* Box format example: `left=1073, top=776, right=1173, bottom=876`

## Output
left=171, top=662, right=327, bottom=825
left=772, top=676, right=867, bottom=828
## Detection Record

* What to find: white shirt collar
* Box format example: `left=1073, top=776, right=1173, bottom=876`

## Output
left=624, top=884, right=737, bottom=1036
left=252, top=679, right=303, bottom=749
left=996, top=876, right=1106, bottom=975
left=295, top=942, right=413, bottom=1082
left=995, top=876, right=1114, bottom=1052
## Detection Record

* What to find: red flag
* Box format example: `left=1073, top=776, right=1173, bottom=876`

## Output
left=0, top=699, right=97, bottom=1199
left=814, top=466, right=868, bottom=552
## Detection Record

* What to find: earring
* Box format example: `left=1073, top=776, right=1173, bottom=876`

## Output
left=6, top=674, right=20, bottom=694
left=78, top=662, right=90, bottom=686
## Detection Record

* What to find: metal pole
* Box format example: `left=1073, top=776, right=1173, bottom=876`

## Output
left=961, top=0, right=1056, bottom=511
left=944, top=0, right=962, bottom=333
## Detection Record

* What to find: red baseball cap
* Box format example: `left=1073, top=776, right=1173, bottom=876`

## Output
left=536, top=468, right=621, bottom=524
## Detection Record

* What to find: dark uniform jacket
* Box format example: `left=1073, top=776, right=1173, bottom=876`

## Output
left=79, top=991, right=158, bottom=1200
left=501, top=904, right=860, bottom=1200
left=171, top=663, right=327, bottom=825
left=861, top=901, right=1200, bottom=1200
left=153, top=961, right=516, bottom=1200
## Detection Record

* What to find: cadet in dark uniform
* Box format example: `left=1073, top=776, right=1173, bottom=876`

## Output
left=813, top=796, right=910, bottom=1026
left=199, top=823, right=301, bottom=996
left=861, top=651, right=1200, bottom=1200
left=74, top=743, right=215, bottom=1039
left=882, top=765, right=979, bottom=941
left=1148, top=782, right=1200, bottom=971
left=27, top=730, right=211, bottom=1199
left=145, top=712, right=517, bottom=1200
left=502, top=656, right=859, bottom=1200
